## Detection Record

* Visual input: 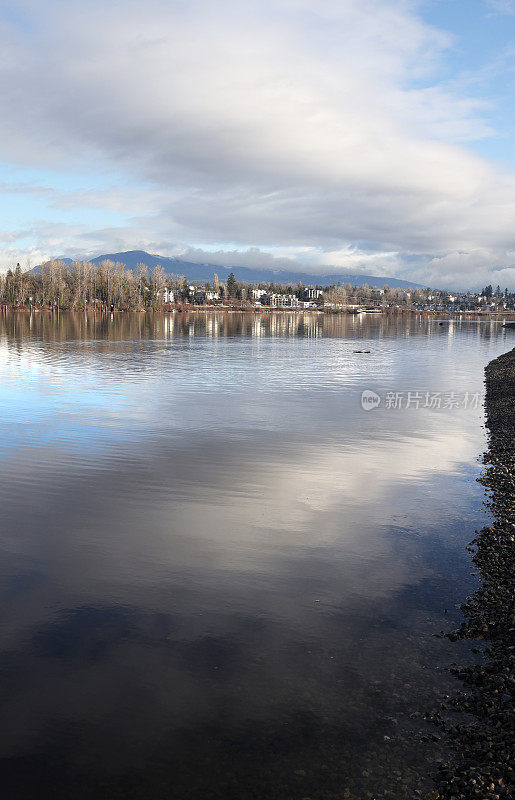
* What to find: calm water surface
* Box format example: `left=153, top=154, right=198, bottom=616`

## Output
left=0, top=312, right=511, bottom=799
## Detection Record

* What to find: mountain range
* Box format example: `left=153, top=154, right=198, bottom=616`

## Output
left=34, top=250, right=424, bottom=290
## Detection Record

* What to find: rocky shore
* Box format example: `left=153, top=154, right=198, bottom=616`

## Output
left=431, top=348, right=514, bottom=800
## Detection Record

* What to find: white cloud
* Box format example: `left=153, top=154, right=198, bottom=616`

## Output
left=422, top=250, right=515, bottom=291
left=0, top=0, right=515, bottom=287
left=486, top=0, right=515, bottom=14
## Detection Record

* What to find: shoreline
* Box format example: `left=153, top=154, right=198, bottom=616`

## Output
left=2, top=305, right=515, bottom=320
left=432, top=348, right=514, bottom=800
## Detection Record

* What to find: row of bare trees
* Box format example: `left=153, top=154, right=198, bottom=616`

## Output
left=0, top=261, right=171, bottom=310
left=0, top=261, right=274, bottom=309
left=322, top=283, right=429, bottom=306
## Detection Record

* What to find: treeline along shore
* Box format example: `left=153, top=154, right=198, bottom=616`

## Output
left=1, top=259, right=514, bottom=315
left=431, top=348, right=514, bottom=800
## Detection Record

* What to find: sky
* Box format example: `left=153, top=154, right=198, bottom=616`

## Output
left=0, top=0, right=515, bottom=289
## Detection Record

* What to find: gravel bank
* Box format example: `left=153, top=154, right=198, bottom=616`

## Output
left=431, top=348, right=514, bottom=800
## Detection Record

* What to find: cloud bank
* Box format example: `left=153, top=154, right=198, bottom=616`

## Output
left=0, top=0, right=514, bottom=288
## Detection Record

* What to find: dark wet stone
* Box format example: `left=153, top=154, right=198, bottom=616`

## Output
left=430, top=347, right=514, bottom=800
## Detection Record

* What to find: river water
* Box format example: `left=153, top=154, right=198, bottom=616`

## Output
left=0, top=312, right=511, bottom=799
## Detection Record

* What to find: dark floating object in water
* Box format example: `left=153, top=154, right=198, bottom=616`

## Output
left=502, top=321, right=515, bottom=328
left=353, top=350, right=371, bottom=353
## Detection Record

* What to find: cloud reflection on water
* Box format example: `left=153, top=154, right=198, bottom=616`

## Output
left=0, top=312, right=508, bottom=798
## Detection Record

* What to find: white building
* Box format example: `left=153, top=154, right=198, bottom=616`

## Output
left=161, top=287, right=175, bottom=303
left=268, top=293, right=300, bottom=308
left=303, top=287, right=323, bottom=300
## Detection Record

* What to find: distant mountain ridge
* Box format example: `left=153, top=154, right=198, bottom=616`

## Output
left=34, top=250, right=424, bottom=289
